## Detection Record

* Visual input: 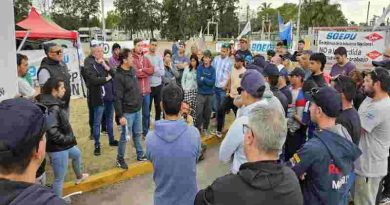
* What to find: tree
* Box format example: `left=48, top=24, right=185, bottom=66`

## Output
left=301, top=0, right=348, bottom=28
left=142, top=0, right=162, bottom=38
left=105, top=10, right=121, bottom=29
left=114, top=0, right=144, bottom=39
left=50, top=0, right=100, bottom=30
left=14, top=0, right=31, bottom=23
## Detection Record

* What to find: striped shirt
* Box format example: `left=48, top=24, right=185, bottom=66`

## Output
left=212, top=55, right=232, bottom=88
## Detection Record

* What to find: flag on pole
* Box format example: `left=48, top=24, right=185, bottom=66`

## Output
left=373, top=4, right=390, bottom=31
left=278, top=12, right=293, bottom=45
left=237, top=21, right=251, bottom=40
left=199, top=26, right=203, bottom=38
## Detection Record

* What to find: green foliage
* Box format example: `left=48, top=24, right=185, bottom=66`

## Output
left=14, top=0, right=31, bottom=23
left=105, top=10, right=121, bottom=29
left=50, top=0, right=100, bottom=30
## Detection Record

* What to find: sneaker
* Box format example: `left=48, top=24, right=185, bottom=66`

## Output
left=117, top=158, right=128, bottom=170
left=211, top=112, right=216, bottom=119
left=215, top=131, right=223, bottom=138
left=380, top=195, right=390, bottom=204
left=109, top=140, right=119, bottom=146
left=137, top=155, right=148, bottom=162
left=63, top=196, right=72, bottom=204
left=75, top=173, right=89, bottom=185
left=94, top=147, right=101, bottom=156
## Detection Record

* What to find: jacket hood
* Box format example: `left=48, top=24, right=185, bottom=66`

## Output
left=40, top=57, right=60, bottom=67
left=239, top=161, right=285, bottom=190
left=316, top=128, right=362, bottom=174
left=36, top=94, right=62, bottom=107
left=0, top=180, right=64, bottom=205
left=116, top=67, right=136, bottom=76
left=153, top=120, right=188, bottom=143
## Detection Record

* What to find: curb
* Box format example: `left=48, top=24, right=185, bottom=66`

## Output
left=63, top=135, right=222, bottom=196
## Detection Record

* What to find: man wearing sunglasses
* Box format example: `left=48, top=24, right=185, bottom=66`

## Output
left=196, top=104, right=303, bottom=205
left=38, top=43, right=71, bottom=114
left=354, top=68, right=390, bottom=205
left=0, top=98, right=66, bottom=205
left=288, top=86, right=361, bottom=205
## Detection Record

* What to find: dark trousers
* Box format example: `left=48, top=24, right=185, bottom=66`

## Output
left=149, top=84, right=163, bottom=121
left=217, top=96, right=238, bottom=132
left=382, top=149, right=390, bottom=196
left=101, top=112, right=107, bottom=132
left=284, top=128, right=307, bottom=161
left=87, top=96, right=94, bottom=136
left=196, top=94, right=213, bottom=130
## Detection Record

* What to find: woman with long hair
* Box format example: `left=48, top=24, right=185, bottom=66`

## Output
left=37, top=78, right=88, bottom=198
left=181, top=54, right=199, bottom=124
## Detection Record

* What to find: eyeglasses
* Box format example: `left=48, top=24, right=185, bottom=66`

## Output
left=51, top=50, right=63, bottom=55
left=242, top=124, right=252, bottom=135
left=383, top=54, right=390, bottom=58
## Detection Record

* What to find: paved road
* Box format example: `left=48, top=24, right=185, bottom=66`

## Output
left=72, top=145, right=230, bottom=205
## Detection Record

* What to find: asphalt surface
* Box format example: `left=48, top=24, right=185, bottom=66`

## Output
left=72, top=145, right=230, bottom=205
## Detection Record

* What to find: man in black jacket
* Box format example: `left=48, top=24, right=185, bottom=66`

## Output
left=0, top=98, right=66, bottom=205
left=38, top=43, right=71, bottom=113
left=195, top=103, right=303, bottom=205
left=263, top=64, right=289, bottom=115
left=83, top=41, right=115, bottom=156
left=114, top=48, right=146, bottom=169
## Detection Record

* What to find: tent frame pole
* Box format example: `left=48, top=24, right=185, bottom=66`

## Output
left=17, top=30, right=30, bottom=52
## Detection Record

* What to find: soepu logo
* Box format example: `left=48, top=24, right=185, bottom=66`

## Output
left=326, top=32, right=357, bottom=40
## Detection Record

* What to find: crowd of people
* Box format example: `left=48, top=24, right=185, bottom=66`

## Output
left=2, top=36, right=390, bottom=205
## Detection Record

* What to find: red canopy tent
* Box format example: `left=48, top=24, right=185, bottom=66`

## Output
left=15, top=7, right=78, bottom=40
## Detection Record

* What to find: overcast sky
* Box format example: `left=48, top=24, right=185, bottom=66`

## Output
left=100, top=0, right=388, bottom=24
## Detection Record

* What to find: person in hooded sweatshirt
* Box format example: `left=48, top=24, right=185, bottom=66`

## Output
left=146, top=83, right=201, bottom=205
left=287, top=86, right=362, bottom=205
left=195, top=103, right=303, bottom=205
left=0, top=98, right=66, bottom=205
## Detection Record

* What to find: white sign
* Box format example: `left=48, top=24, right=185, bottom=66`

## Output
left=317, top=31, right=386, bottom=69
left=250, top=41, right=275, bottom=54
left=94, top=40, right=150, bottom=59
left=0, top=0, right=18, bottom=101
left=20, top=48, right=83, bottom=98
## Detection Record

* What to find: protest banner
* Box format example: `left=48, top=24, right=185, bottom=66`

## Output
left=317, top=31, right=387, bottom=69
left=0, top=0, right=18, bottom=101
left=20, top=48, right=83, bottom=98
left=250, top=41, right=275, bottom=54
left=100, top=40, right=150, bottom=59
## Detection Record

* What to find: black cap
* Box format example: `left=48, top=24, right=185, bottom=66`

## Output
left=264, top=64, right=280, bottom=77
left=289, top=67, right=305, bottom=79
left=311, top=87, right=342, bottom=118
left=235, top=54, right=245, bottom=62
left=372, top=60, right=390, bottom=70
left=0, top=98, right=47, bottom=151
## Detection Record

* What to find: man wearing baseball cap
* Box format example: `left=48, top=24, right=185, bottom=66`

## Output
left=0, top=98, right=65, bottom=205
left=263, top=64, right=288, bottom=115
left=287, top=86, right=361, bottom=205
left=219, top=69, right=285, bottom=174
left=235, top=38, right=253, bottom=65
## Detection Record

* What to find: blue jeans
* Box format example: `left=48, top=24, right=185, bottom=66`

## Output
left=48, top=146, right=82, bottom=197
left=142, top=94, right=151, bottom=135
left=117, top=110, right=144, bottom=159
left=104, top=101, right=115, bottom=143
left=214, top=88, right=226, bottom=132
left=93, top=105, right=105, bottom=148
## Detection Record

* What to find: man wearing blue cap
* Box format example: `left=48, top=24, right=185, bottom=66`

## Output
left=0, top=98, right=65, bottom=205
left=263, top=64, right=288, bottom=115
left=288, top=86, right=362, bottom=205
left=219, top=69, right=284, bottom=174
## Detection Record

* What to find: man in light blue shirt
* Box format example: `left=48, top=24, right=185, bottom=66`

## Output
left=212, top=43, right=232, bottom=137
left=145, top=38, right=165, bottom=122
left=219, top=69, right=285, bottom=174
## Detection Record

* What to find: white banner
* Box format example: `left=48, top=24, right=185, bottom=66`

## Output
left=96, top=40, right=150, bottom=59
left=0, top=0, right=18, bottom=101
left=250, top=41, right=275, bottom=54
left=317, top=31, right=387, bottom=69
left=20, top=48, right=83, bottom=98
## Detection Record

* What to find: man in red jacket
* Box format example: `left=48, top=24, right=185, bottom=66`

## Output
left=133, top=39, right=154, bottom=136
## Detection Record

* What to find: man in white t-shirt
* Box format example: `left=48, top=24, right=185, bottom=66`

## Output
left=354, top=68, right=390, bottom=205
left=17, top=53, right=36, bottom=99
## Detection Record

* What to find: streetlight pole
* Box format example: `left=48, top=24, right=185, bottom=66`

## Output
left=101, top=0, right=106, bottom=42
left=297, top=0, right=302, bottom=40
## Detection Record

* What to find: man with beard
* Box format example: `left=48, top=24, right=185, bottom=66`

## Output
left=354, top=68, right=390, bottom=205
